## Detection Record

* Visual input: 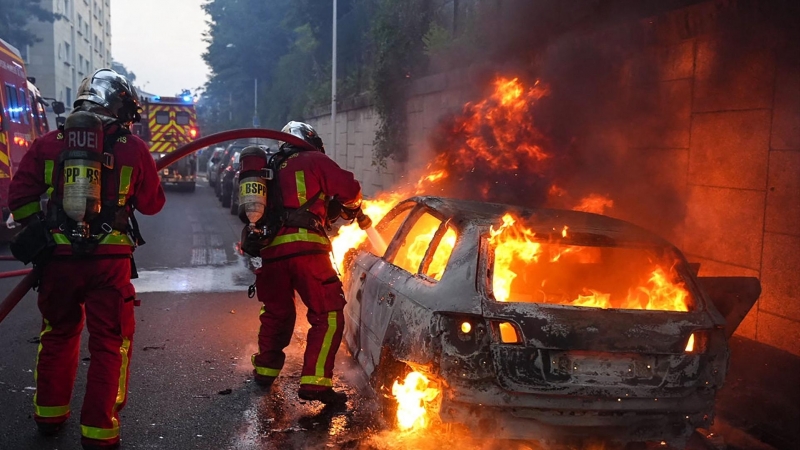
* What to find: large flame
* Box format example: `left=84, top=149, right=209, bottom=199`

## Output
left=392, top=371, right=440, bottom=431
left=488, top=213, right=690, bottom=312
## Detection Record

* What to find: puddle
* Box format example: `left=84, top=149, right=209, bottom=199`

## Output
left=133, top=261, right=256, bottom=293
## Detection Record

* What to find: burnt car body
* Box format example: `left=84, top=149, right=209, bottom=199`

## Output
left=341, top=196, right=760, bottom=447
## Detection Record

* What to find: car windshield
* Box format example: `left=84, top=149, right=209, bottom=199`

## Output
left=487, top=223, right=695, bottom=312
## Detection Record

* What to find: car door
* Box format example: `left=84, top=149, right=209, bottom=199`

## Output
left=360, top=207, right=455, bottom=373
left=345, top=203, right=415, bottom=375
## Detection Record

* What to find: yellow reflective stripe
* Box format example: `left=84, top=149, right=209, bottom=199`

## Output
left=253, top=365, right=281, bottom=377
left=12, top=201, right=41, bottom=221
left=300, top=375, right=332, bottom=387
left=52, top=233, right=70, bottom=245
left=110, top=337, right=131, bottom=432
left=315, top=311, right=338, bottom=378
left=81, top=424, right=119, bottom=440
left=44, top=160, right=54, bottom=197
left=118, top=166, right=133, bottom=206
left=33, top=319, right=54, bottom=416
left=295, top=170, right=306, bottom=205
left=100, top=233, right=133, bottom=246
left=35, top=404, right=70, bottom=418
left=268, top=229, right=329, bottom=247
left=52, top=232, right=133, bottom=246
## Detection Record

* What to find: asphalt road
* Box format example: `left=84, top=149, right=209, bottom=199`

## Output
left=0, top=177, right=795, bottom=450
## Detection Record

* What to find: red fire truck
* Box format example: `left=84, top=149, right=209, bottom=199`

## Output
left=132, top=92, right=199, bottom=192
left=0, top=37, right=62, bottom=240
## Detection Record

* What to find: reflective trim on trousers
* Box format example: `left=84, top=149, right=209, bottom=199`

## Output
left=300, top=375, right=332, bottom=387
left=35, top=404, right=70, bottom=418
left=81, top=424, right=120, bottom=440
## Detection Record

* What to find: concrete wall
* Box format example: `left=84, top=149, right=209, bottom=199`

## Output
left=306, top=1, right=800, bottom=355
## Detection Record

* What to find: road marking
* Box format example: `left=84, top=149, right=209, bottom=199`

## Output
left=132, top=263, right=254, bottom=294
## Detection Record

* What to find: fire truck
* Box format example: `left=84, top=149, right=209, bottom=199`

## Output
left=0, top=37, right=63, bottom=241
left=133, top=92, right=199, bottom=192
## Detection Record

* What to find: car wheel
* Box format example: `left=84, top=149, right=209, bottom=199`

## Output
left=371, top=350, right=409, bottom=427
left=221, top=189, right=231, bottom=208
left=229, top=196, right=238, bottom=215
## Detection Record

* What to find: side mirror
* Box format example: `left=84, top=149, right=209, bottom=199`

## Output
left=56, top=116, right=66, bottom=127
left=51, top=101, right=66, bottom=115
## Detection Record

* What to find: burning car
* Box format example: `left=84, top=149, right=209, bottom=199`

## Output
left=340, top=196, right=760, bottom=447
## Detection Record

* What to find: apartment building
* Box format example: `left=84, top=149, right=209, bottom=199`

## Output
left=24, top=0, right=112, bottom=117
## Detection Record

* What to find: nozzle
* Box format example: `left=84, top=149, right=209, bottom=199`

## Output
left=356, top=210, right=372, bottom=230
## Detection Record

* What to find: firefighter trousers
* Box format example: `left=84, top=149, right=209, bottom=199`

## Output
left=253, top=253, right=346, bottom=390
left=33, top=257, right=135, bottom=446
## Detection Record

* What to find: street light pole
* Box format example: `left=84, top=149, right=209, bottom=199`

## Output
left=331, top=0, right=337, bottom=161
left=253, top=78, right=259, bottom=128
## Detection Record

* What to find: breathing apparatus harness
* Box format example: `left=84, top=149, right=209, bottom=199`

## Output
left=239, top=146, right=326, bottom=257
left=46, top=120, right=145, bottom=256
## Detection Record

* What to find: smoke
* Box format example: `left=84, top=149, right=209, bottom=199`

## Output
left=416, top=0, right=800, bottom=242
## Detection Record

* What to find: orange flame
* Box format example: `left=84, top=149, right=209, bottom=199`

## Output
left=488, top=213, right=691, bottom=312
left=392, top=371, right=440, bottom=431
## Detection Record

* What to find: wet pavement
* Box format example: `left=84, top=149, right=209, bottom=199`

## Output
left=0, top=177, right=796, bottom=450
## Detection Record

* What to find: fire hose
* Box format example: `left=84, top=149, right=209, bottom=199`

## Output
left=0, top=128, right=317, bottom=326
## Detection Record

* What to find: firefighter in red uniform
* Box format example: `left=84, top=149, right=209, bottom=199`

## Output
left=8, top=69, right=165, bottom=450
left=250, top=121, right=364, bottom=404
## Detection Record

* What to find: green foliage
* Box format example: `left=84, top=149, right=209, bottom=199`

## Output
left=370, top=0, right=434, bottom=164
left=0, top=0, right=58, bottom=49
left=423, top=22, right=452, bottom=57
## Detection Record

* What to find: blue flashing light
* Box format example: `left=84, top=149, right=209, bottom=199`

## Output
left=182, top=95, right=192, bottom=102
left=153, top=95, right=161, bottom=101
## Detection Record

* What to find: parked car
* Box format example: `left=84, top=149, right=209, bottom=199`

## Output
left=340, top=196, right=759, bottom=447
left=212, top=142, right=245, bottom=198
left=219, top=149, right=242, bottom=208
left=229, top=145, right=274, bottom=215
left=206, top=147, right=225, bottom=188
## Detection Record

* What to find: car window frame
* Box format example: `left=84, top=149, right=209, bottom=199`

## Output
left=383, top=204, right=452, bottom=281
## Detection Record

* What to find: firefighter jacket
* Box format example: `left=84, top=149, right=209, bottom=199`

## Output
left=9, top=128, right=165, bottom=256
left=260, top=150, right=362, bottom=262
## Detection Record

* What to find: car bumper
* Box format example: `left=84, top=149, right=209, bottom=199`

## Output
left=437, top=381, right=714, bottom=445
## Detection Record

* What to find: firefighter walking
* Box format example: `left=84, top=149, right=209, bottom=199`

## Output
left=8, top=69, right=165, bottom=449
left=245, top=121, right=365, bottom=404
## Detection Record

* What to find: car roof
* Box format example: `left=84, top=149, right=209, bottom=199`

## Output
left=407, top=196, right=672, bottom=247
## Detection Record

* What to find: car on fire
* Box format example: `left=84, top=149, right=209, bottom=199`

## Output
left=341, top=196, right=760, bottom=447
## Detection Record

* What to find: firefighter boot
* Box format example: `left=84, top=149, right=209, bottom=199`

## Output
left=36, top=421, right=64, bottom=437
left=298, top=387, right=347, bottom=405
left=252, top=370, right=276, bottom=389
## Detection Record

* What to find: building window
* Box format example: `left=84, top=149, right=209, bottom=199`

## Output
left=77, top=15, right=83, bottom=34
left=78, top=54, right=83, bottom=69
left=66, top=87, right=73, bottom=106
left=64, top=42, right=71, bottom=63
left=85, top=60, right=90, bottom=73
left=84, top=23, right=89, bottom=37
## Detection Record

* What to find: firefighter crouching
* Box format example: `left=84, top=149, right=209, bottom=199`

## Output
left=8, top=69, right=165, bottom=450
left=241, top=121, right=367, bottom=404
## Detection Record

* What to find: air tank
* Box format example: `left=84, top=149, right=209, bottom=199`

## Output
left=61, top=111, right=104, bottom=225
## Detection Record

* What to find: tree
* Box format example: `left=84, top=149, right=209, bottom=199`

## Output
left=0, top=0, right=58, bottom=50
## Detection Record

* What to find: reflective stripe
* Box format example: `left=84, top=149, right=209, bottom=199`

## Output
left=44, top=160, right=54, bottom=197
left=268, top=229, right=329, bottom=247
left=32, top=321, right=70, bottom=418
left=315, top=312, right=338, bottom=378
left=35, top=404, right=70, bottom=418
left=81, top=424, right=119, bottom=440
left=118, top=166, right=133, bottom=206
left=295, top=170, right=306, bottom=205
left=253, top=365, right=281, bottom=377
left=51, top=232, right=133, bottom=247
left=300, top=375, right=332, bottom=387
left=110, top=337, right=131, bottom=432
left=12, top=201, right=41, bottom=221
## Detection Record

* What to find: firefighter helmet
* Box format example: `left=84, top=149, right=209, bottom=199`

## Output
left=74, top=69, right=142, bottom=124
left=280, top=121, right=325, bottom=153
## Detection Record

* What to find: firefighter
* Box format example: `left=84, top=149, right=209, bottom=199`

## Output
left=251, top=121, right=364, bottom=404
left=8, top=69, right=165, bottom=450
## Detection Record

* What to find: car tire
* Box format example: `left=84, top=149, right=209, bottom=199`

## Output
left=221, top=189, right=231, bottom=208
left=371, top=350, right=408, bottom=427
left=229, top=196, right=238, bottom=215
